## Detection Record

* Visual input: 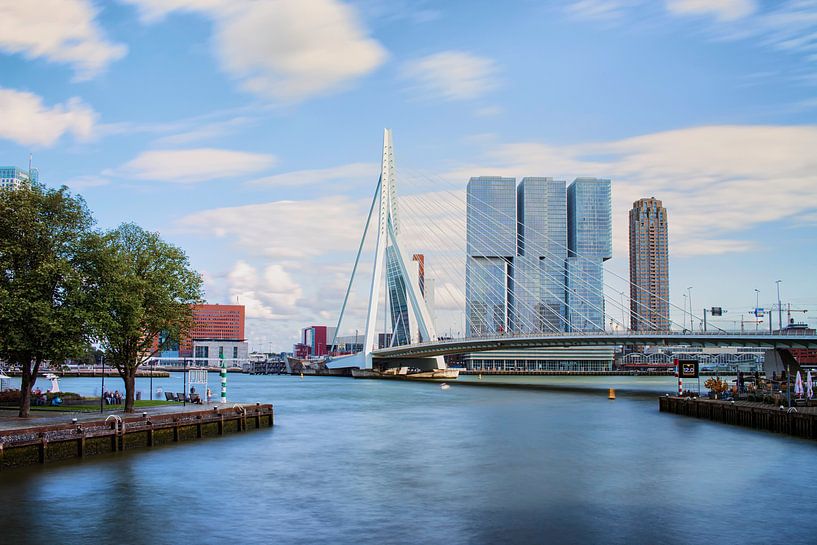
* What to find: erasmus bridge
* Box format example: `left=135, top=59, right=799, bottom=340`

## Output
left=326, top=130, right=817, bottom=374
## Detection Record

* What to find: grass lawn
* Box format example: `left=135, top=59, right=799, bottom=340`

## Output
left=1, top=399, right=178, bottom=413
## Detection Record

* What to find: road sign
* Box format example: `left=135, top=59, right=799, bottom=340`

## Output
left=754, top=308, right=765, bottom=317
left=711, top=307, right=723, bottom=316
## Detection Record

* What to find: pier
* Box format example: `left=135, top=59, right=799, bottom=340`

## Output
left=659, top=396, right=817, bottom=441
left=0, top=403, right=273, bottom=470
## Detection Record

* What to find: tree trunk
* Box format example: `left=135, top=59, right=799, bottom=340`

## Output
left=18, top=353, right=39, bottom=418
left=123, top=370, right=136, bottom=413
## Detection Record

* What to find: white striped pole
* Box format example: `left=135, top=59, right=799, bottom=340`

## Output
left=675, top=358, right=682, bottom=396
left=220, top=354, right=227, bottom=403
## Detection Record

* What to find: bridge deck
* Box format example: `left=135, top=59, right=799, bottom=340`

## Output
left=371, top=333, right=817, bottom=359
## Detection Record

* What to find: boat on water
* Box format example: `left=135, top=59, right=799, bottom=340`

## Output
left=350, top=367, right=459, bottom=380
left=285, top=356, right=350, bottom=376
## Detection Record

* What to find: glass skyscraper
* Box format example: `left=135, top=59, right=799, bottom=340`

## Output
left=515, top=177, right=567, bottom=332
left=466, top=176, right=612, bottom=336
left=466, top=176, right=516, bottom=336
left=566, top=178, right=612, bottom=332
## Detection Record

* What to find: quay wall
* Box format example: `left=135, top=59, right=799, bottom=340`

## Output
left=0, top=404, right=273, bottom=470
left=659, top=397, right=817, bottom=441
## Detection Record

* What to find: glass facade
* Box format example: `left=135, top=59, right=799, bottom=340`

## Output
left=566, top=178, right=612, bottom=332
left=0, top=166, right=38, bottom=190
left=466, top=177, right=516, bottom=336
left=515, top=178, right=567, bottom=332
left=466, top=176, right=612, bottom=335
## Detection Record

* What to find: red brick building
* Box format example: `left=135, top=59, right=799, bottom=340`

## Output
left=179, top=304, right=245, bottom=357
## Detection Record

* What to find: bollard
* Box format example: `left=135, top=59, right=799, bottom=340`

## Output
left=608, top=388, right=616, bottom=400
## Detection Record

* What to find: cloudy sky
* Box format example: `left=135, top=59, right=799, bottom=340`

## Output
left=1, top=0, right=816, bottom=350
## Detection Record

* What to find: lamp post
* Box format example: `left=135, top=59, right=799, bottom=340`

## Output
left=99, top=353, right=105, bottom=414
left=683, top=293, right=688, bottom=331
left=687, top=287, right=693, bottom=332
left=754, top=289, right=760, bottom=332
left=776, top=280, right=782, bottom=332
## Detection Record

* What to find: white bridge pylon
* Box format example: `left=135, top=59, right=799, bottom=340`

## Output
left=328, top=129, right=444, bottom=370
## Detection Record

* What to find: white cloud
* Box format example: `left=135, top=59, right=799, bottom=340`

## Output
left=175, top=196, right=368, bottom=258
left=0, top=0, right=126, bottom=79
left=117, top=148, right=276, bottom=183
left=666, top=0, right=756, bottom=21
left=402, top=51, right=498, bottom=101
left=448, top=125, right=817, bottom=257
left=247, top=162, right=378, bottom=187
left=122, top=0, right=387, bottom=102
left=0, top=87, right=97, bottom=147
left=223, top=261, right=303, bottom=320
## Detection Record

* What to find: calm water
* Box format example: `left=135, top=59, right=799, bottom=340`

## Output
left=1, top=374, right=815, bottom=545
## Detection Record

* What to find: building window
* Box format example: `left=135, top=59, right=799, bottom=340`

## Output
left=233, top=346, right=238, bottom=359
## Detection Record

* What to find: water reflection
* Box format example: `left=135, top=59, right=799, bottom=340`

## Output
left=1, top=375, right=815, bottom=545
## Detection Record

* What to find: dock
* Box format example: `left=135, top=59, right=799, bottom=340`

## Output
left=0, top=403, right=273, bottom=470
left=659, top=396, right=817, bottom=441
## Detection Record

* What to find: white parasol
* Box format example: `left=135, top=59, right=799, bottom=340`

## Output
left=794, top=370, right=804, bottom=398
left=807, top=370, right=814, bottom=400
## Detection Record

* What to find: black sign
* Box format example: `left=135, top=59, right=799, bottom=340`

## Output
left=711, top=307, right=723, bottom=316
left=677, top=359, right=699, bottom=378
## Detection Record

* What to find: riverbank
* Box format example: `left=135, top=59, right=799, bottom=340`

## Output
left=0, top=403, right=273, bottom=470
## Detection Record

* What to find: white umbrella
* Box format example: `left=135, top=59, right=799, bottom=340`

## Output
left=794, top=370, right=804, bottom=398
left=807, top=370, right=814, bottom=400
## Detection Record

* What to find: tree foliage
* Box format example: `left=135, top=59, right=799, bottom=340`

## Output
left=95, top=223, right=203, bottom=412
left=0, top=184, right=96, bottom=416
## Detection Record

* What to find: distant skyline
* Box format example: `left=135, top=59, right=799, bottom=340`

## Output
left=1, top=0, right=816, bottom=350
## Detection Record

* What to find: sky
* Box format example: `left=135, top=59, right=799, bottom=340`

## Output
left=1, top=0, right=816, bottom=351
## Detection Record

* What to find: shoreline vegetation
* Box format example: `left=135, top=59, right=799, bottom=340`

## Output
left=0, top=183, right=203, bottom=416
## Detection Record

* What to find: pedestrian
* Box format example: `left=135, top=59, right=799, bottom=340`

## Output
left=206, top=387, right=212, bottom=403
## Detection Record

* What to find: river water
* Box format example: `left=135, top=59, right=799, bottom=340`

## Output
left=1, top=374, right=815, bottom=545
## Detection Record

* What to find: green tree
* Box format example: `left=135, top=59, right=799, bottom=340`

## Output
left=95, top=223, right=203, bottom=412
left=0, top=184, right=96, bottom=416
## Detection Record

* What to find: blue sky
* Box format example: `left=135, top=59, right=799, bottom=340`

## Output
left=1, top=0, right=816, bottom=350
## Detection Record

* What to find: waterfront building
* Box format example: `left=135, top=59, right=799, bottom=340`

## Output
left=155, top=304, right=248, bottom=366
left=464, top=175, right=614, bottom=371
left=629, top=197, right=670, bottom=331
left=0, top=166, right=38, bottom=190
left=515, top=177, right=568, bottom=332
left=566, top=178, right=612, bottom=332
left=466, top=176, right=516, bottom=336
left=300, top=325, right=336, bottom=357
left=465, top=347, right=615, bottom=372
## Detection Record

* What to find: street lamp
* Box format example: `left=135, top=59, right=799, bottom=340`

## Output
left=776, top=280, right=783, bottom=332
left=754, top=288, right=760, bottom=332
left=687, top=287, right=693, bottom=332
left=683, top=293, right=688, bottom=331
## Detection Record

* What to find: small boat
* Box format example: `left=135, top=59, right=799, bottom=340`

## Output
left=440, top=383, right=450, bottom=390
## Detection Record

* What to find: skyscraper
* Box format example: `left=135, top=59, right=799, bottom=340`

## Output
left=466, top=176, right=516, bottom=335
left=629, top=197, right=669, bottom=331
left=566, top=178, right=612, bottom=332
left=464, top=175, right=615, bottom=370
left=515, top=177, right=567, bottom=332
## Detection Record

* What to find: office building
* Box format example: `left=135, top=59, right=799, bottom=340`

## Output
left=464, top=175, right=614, bottom=371
left=629, top=197, right=670, bottom=331
left=465, top=176, right=516, bottom=336
left=566, top=178, right=612, bottom=332
left=0, top=166, right=38, bottom=190
left=515, top=177, right=567, bottom=332
left=155, top=303, right=248, bottom=366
